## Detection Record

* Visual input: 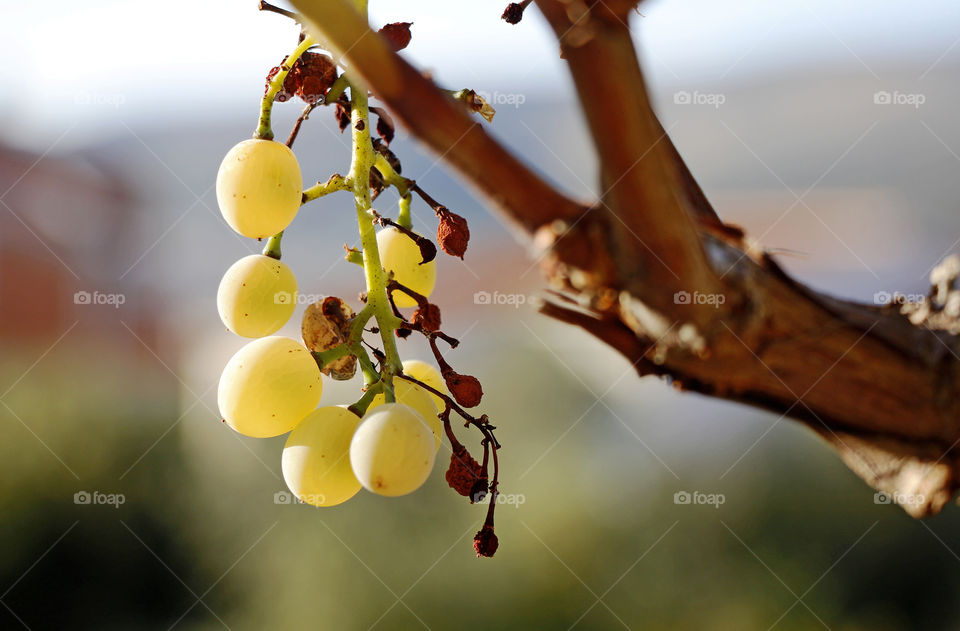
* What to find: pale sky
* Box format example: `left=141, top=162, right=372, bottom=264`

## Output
left=1, top=0, right=958, bottom=148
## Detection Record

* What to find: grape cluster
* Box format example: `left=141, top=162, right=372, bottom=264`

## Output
left=213, top=20, right=502, bottom=557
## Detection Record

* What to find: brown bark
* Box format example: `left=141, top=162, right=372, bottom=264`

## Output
left=291, top=0, right=960, bottom=517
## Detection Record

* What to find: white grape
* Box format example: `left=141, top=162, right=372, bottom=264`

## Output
left=282, top=406, right=362, bottom=507
left=369, top=378, right=442, bottom=451
left=350, top=403, right=436, bottom=497
left=218, top=336, right=322, bottom=438
left=216, top=139, right=303, bottom=239
left=217, top=254, right=297, bottom=338
left=402, top=359, right=446, bottom=412
left=377, top=226, right=437, bottom=308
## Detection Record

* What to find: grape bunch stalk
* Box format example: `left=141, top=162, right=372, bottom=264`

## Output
left=213, top=1, right=503, bottom=558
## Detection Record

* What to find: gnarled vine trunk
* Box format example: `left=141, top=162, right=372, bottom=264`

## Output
left=290, top=0, right=960, bottom=517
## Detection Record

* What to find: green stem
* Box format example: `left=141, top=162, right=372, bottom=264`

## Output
left=397, top=194, right=412, bottom=229
left=348, top=379, right=384, bottom=417
left=325, top=75, right=349, bottom=104
left=302, top=173, right=351, bottom=204
left=348, top=81, right=403, bottom=401
left=341, top=0, right=402, bottom=403
left=255, top=35, right=316, bottom=140
left=262, top=231, right=284, bottom=259
left=372, top=154, right=413, bottom=229
left=311, top=344, right=353, bottom=368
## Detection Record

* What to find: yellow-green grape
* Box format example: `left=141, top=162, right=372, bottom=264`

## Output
left=350, top=403, right=436, bottom=497
left=402, top=359, right=446, bottom=411
left=217, top=254, right=297, bottom=338
left=369, top=378, right=441, bottom=451
left=282, top=406, right=362, bottom=507
left=216, top=139, right=303, bottom=239
left=377, top=226, right=437, bottom=308
left=218, top=336, right=322, bottom=438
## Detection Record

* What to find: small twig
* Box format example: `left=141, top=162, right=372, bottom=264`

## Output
left=259, top=0, right=300, bottom=20
left=286, top=102, right=321, bottom=147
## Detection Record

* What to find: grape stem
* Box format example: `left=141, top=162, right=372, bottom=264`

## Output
left=342, top=0, right=404, bottom=404
left=262, top=231, right=284, bottom=259
left=255, top=35, right=316, bottom=141
left=258, top=1, right=299, bottom=20
left=302, top=173, right=351, bottom=203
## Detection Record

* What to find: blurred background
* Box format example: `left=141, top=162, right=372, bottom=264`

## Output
left=2, top=0, right=960, bottom=628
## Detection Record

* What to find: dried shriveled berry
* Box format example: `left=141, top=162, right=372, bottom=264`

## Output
left=413, top=303, right=441, bottom=332
left=295, top=52, right=338, bottom=104
left=379, top=22, right=413, bottom=51
left=443, top=370, right=483, bottom=408
left=473, top=524, right=499, bottom=558
left=502, top=3, right=526, bottom=24
left=302, top=297, right=357, bottom=380
left=446, top=444, right=482, bottom=496
left=437, top=209, right=470, bottom=258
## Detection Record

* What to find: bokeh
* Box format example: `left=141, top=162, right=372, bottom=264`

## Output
left=2, top=1, right=960, bottom=629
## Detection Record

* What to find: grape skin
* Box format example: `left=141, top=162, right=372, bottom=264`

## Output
left=217, top=254, right=298, bottom=338
left=282, top=406, right=362, bottom=507
left=350, top=403, right=436, bottom=497
left=216, top=139, right=303, bottom=239
left=218, top=336, right=322, bottom=438
left=377, top=226, right=437, bottom=307
left=369, top=379, right=442, bottom=451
